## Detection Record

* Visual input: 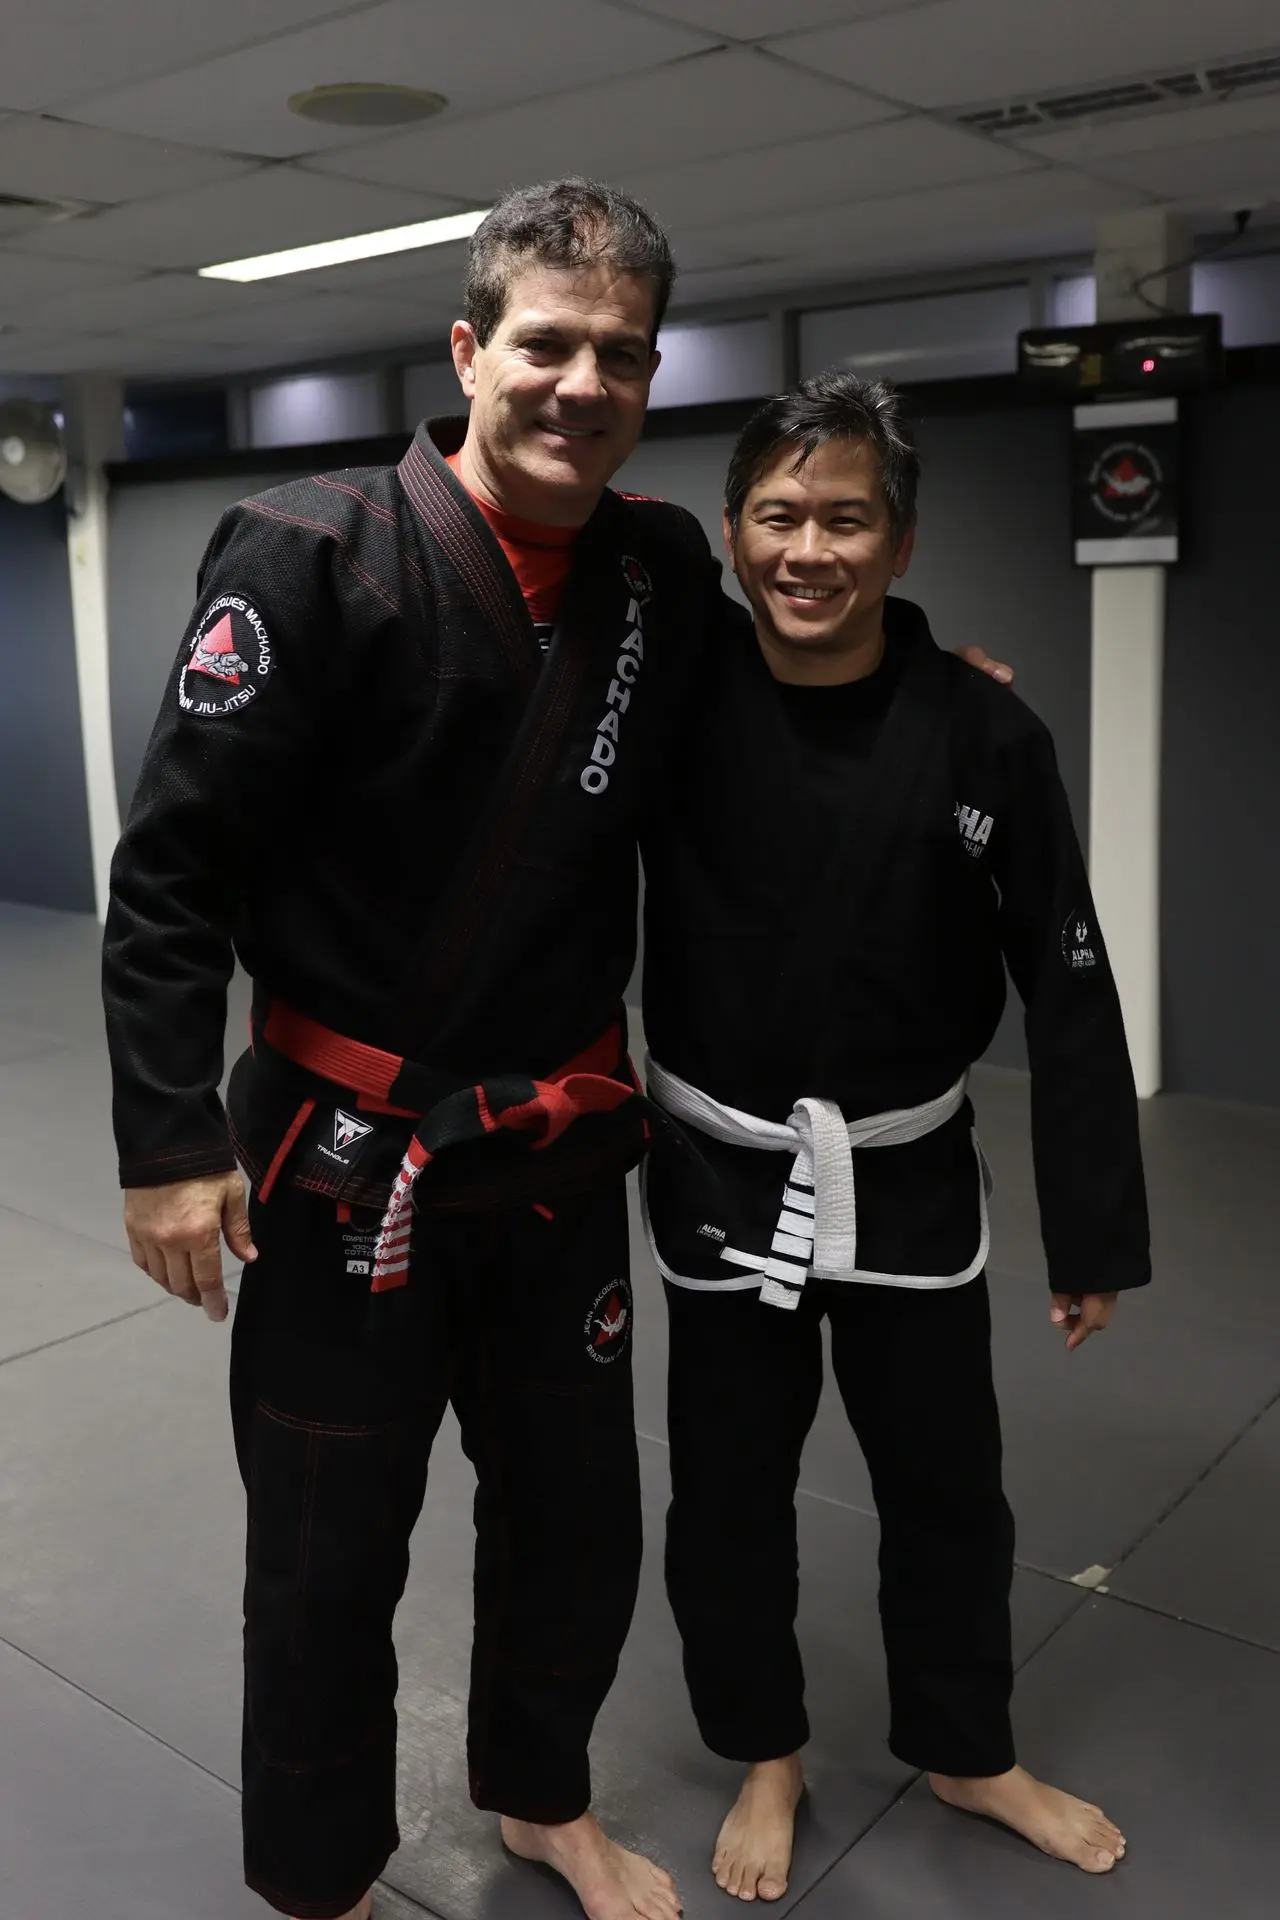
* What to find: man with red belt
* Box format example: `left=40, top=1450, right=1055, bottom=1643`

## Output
left=104, top=179, right=706, bottom=1920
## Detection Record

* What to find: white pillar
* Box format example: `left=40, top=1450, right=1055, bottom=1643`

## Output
left=64, top=376, right=124, bottom=923
left=1094, top=209, right=1192, bottom=320
left=1084, top=212, right=1189, bottom=1096
left=1089, top=567, right=1164, bottom=1098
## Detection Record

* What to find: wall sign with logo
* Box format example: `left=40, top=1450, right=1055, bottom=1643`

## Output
left=1072, top=397, right=1180, bottom=567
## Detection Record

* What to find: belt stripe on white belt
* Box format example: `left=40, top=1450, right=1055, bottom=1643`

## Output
left=644, top=1056, right=987, bottom=1311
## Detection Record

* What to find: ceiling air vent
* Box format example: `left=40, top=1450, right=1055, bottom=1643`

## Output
left=954, top=47, right=1280, bottom=137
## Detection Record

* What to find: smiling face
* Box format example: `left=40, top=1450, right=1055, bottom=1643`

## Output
left=726, top=435, right=916, bottom=684
left=451, top=260, right=661, bottom=526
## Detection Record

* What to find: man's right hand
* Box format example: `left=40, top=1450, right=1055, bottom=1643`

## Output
left=124, top=1171, right=257, bottom=1324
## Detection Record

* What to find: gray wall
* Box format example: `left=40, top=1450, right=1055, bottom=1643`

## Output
left=108, top=469, right=305, bottom=811
left=0, top=496, right=94, bottom=911
left=1163, top=387, right=1280, bottom=1106
left=909, top=406, right=1092, bottom=1069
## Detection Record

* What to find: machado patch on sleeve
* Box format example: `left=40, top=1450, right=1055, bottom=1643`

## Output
left=178, top=595, right=273, bottom=716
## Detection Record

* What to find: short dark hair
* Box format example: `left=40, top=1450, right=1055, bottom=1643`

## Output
left=464, top=178, right=675, bottom=348
left=725, top=370, right=919, bottom=545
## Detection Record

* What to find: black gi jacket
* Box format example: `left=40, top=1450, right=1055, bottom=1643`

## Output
left=103, top=419, right=718, bottom=1209
left=642, top=597, right=1151, bottom=1297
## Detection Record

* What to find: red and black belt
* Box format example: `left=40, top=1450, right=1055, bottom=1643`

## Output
left=257, top=1000, right=645, bottom=1293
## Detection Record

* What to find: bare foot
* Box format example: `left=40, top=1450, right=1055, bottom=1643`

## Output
left=930, top=1765, right=1126, bottom=1873
left=290, top=1897, right=370, bottom=1920
left=712, top=1755, right=805, bottom=1902
left=502, top=1811, right=681, bottom=1920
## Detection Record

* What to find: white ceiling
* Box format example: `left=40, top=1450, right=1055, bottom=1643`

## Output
left=0, top=0, right=1277, bottom=380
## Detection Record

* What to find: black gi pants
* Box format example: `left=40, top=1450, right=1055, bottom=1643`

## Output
left=664, top=1273, right=1017, bottom=1780
left=229, top=1180, right=641, bottom=1919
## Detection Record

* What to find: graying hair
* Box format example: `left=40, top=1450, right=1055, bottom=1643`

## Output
left=465, top=177, right=674, bottom=348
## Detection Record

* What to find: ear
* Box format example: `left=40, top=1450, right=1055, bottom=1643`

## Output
left=722, top=505, right=738, bottom=573
left=451, top=321, right=480, bottom=399
left=648, top=347, right=662, bottom=383
left=893, top=519, right=917, bottom=579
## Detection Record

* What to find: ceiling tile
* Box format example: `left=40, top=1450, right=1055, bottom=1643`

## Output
left=6, top=270, right=298, bottom=332
left=279, top=240, right=472, bottom=300
left=147, top=288, right=434, bottom=348
left=0, top=329, right=103, bottom=372
left=613, top=0, right=930, bottom=37
left=1017, top=93, right=1280, bottom=166
left=772, top=0, right=1280, bottom=110
left=66, top=0, right=717, bottom=162
left=0, top=251, right=143, bottom=311
left=0, top=0, right=369, bottom=115
left=629, top=113, right=1030, bottom=235
left=15, top=167, right=462, bottom=270
left=0, top=115, right=255, bottom=204
left=312, top=46, right=893, bottom=196
left=1083, top=129, right=1280, bottom=206
left=700, top=167, right=1149, bottom=276
left=0, top=329, right=214, bottom=375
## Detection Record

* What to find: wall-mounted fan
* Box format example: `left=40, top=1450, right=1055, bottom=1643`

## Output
left=0, top=398, right=66, bottom=504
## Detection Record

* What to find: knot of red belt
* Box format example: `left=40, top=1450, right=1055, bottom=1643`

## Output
left=254, top=999, right=639, bottom=1296
left=372, top=1065, right=637, bottom=1292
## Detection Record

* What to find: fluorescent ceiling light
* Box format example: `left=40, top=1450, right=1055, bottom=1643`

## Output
left=199, top=208, right=489, bottom=284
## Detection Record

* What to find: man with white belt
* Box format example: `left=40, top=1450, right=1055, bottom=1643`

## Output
left=640, top=370, right=1150, bottom=1903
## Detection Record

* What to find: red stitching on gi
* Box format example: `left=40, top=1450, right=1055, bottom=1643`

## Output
left=398, top=444, right=533, bottom=677
left=258, top=1098, right=316, bottom=1203
left=243, top=497, right=401, bottom=615
left=314, top=474, right=431, bottom=591
left=315, top=473, right=397, bottom=523
left=398, top=452, right=500, bottom=619
left=258, top=1400, right=396, bottom=1440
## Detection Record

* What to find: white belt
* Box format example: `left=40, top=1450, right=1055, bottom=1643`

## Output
left=644, top=1055, right=988, bottom=1309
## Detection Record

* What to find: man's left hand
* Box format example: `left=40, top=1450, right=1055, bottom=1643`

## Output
left=955, top=646, right=1013, bottom=685
left=1050, top=1292, right=1118, bottom=1352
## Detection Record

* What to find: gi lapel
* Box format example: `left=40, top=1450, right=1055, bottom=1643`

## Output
left=767, top=600, right=955, bottom=1082
left=392, top=457, right=626, bottom=1036
left=397, top=418, right=543, bottom=691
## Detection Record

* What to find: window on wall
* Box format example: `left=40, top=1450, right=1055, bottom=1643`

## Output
left=248, top=371, right=388, bottom=449
left=799, top=284, right=1033, bottom=386
left=1049, top=275, right=1097, bottom=327
left=647, top=318, right=776, bottom=409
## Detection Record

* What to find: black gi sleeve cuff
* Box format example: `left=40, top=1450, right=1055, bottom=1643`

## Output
left=118, top=1142, right=239, bottom=1190
left=1045, top=1259, right=1153, bottom=1295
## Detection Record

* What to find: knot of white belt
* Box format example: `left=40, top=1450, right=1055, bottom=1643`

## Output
left=644, top=1056, right=970, bottom=1311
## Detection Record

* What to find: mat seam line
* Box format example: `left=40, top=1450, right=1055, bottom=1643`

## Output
left=0, top=1299, right=167, bottom=1372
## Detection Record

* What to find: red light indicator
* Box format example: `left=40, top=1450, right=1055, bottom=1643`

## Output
left=1142, top=357, right=1156, bottom=373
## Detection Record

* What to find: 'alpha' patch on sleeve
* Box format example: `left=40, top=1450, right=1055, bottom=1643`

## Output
left=178, top=595, right=273, bottom=715
left=1062, top=911, right=1098, bottom=972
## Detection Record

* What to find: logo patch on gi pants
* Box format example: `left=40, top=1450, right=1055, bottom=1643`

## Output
left=317, top=1108, right=375, bottom=1169
left=178, top=596, right=273, bottom=715
left=585, top=1280, right=632, bottom=1363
